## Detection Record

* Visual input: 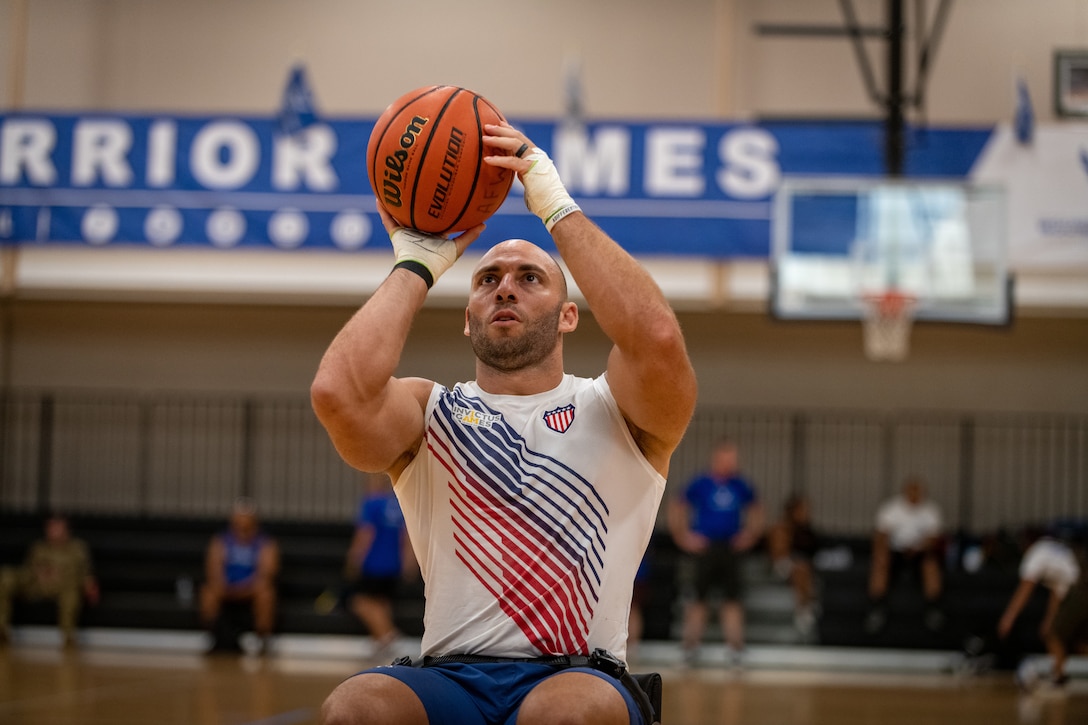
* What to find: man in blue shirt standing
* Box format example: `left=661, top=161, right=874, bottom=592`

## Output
left=345, top=477, right=415, bottom=657
left=669, top=439, right=764, bottom=666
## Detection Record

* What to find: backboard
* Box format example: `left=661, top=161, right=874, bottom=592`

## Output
left=770, top=177, right=1012, bottom=325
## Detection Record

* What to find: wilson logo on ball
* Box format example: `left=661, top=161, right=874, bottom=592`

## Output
left=381, top=114, right=429, bottom=210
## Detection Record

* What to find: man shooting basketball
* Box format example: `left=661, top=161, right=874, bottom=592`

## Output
left=312, top=122, right=696, bottom=725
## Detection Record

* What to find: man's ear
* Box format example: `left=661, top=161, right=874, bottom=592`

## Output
left=559, top=301, right=579, bottom=333
left=464, top=307, right=471, bottom=337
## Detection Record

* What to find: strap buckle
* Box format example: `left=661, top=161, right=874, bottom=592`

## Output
left=588, top=647, right=627, bottom=679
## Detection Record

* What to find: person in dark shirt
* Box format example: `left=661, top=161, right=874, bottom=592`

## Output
left=769, top=494, right=821, bottom=636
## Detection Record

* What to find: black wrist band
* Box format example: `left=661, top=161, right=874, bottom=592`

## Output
left=392, top=260, right=434, bottom=289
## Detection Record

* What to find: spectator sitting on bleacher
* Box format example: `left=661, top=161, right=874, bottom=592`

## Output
left=344, top=476, right=415, bottom=657
left=768, top=494, right=821, bottom=636
left=199, top=498, right=280, bottom=654
left=865, top=476, right=945, bottom=634
left=0, top=514, right=99, bottom=648
left=1000, top=528, right=1086, bottom=691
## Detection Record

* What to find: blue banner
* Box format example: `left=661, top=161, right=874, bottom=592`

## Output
left=0, top=113, right=992, bottom=257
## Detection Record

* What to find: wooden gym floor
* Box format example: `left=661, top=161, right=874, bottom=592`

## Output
left=1, top=630, right=1086, bottom=725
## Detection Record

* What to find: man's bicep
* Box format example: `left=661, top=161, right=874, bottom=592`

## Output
left=606, top=344, right=696, bottom=454
left=321, top=377, right=432, bottom=474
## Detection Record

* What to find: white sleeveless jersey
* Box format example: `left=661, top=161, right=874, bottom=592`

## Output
left=394, top=373, right=665, bottom=662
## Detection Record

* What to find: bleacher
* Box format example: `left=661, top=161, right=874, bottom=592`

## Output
left=816, top=549, right=1020, bottom=651
left=2, top=512, right=1042, bottom=661
left=0, top=512, right=424, bottom=639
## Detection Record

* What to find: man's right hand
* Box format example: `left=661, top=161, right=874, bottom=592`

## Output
left=731, top=529, right=758, bottom=552
left=378, top=206, right=484, bottom=288
left=678, top=530, right=711, bottom=554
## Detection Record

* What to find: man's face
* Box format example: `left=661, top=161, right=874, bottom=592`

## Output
left=904, top=481, right=925, bottom=504
left=230, top=511, right=258, bottom=541
left=711, top=445, right=738, bottom=477
left=465, top=240, right=577, bottom=372
left=45, top=518, right=69, bottom=543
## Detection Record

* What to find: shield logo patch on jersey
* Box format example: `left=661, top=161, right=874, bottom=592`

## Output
left=542, top=404, right=576, bottom=434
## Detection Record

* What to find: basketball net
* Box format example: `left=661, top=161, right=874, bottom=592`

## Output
left=861, top=290, right=916, bottom=362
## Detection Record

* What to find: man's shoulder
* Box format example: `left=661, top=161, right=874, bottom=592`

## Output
left=921, top=500, right=943, bottom=518
left=685, top=473, right=712, bottom=490
left=877, top=496, right=901, bottom=514
left=875, top=497, right=907, bottom=524
left=730, top=474, right=756, bottom=492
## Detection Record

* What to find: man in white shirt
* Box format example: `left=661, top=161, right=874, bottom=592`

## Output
left=865, top=477, right=945, bottom=633
left=1001, top=531, right=1086, bottom=690
left=312, top=123, right=696, bottom=725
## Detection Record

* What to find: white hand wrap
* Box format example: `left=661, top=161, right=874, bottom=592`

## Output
left=390, top=227, right=459, bottom=289
left=521, top=147, right=581, bottom=231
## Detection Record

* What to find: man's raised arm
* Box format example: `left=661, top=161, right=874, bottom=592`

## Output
left=310, top=210, right=484, bottom=474
left=484, top=124, right=697, bottom=474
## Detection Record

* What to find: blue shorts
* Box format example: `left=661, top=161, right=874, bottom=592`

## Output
left=355, top=661, right=644, bottom=724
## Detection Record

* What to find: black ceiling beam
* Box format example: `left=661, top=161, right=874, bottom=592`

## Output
left=753, top=0, right=955, bottom=178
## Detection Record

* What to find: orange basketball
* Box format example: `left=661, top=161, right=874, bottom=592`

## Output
left=367, top=85, right=515, bottom=234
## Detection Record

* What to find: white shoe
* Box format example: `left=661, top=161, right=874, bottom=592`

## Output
left=794, top=606, right=816, bottom=635
left=864, top=608, right=886, bottom=634
left=1014, top=659, right=1041, bottom=692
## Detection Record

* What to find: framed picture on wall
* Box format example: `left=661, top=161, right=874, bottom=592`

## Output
left=1054, top=50, right=1088, bottom=117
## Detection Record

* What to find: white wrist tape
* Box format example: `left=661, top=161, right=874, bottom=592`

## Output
left=521, top=147, right=581, bottom=231
left=390, top=227, right=459, bottom=288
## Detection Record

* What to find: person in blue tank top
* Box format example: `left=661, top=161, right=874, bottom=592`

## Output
left=669, top=439, right=764, bottom=666
left=199, top=498, right=280, bottom=654
left=344, top=477, right=415, bottom=656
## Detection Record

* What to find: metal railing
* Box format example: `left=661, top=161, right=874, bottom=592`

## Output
left=2, top=389, right=1085, bottom=534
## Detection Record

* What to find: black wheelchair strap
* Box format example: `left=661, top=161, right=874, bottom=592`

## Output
left=390, top=648, right=660, bottom=725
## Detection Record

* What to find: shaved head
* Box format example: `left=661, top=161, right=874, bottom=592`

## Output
left=473, top=240, right=568, bottom=300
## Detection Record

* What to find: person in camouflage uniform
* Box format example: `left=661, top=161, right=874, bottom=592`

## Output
left=0, top=514, right=99, bottom=647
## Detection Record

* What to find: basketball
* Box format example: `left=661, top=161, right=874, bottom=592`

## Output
left=367, top=85, right=515, bottom=234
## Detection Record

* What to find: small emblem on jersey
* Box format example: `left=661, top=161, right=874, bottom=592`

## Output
left=453, top=404, right=502, bottom=429
left=542, top=404, right=576, bottom=434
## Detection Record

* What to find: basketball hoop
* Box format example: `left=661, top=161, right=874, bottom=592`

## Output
left=861, top=290, right=916, bottom=362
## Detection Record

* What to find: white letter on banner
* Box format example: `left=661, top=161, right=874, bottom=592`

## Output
left=0, top=119, right=57, bottom=185
left=190, top=121, right=259, bottom=189
left=553, top=126, right=630, bottom=195
left=717, top=128, right=780, bottom=199
left=147, top=120, right=177, bottom=188
left=72, top=120, right=134, bottom=187
left=645, top=128, right=706, bottom=196
left=272, top=125, right=338, bottom=191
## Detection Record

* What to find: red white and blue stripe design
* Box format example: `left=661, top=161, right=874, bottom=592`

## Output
left=427, top=388, right=609, bottom=655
